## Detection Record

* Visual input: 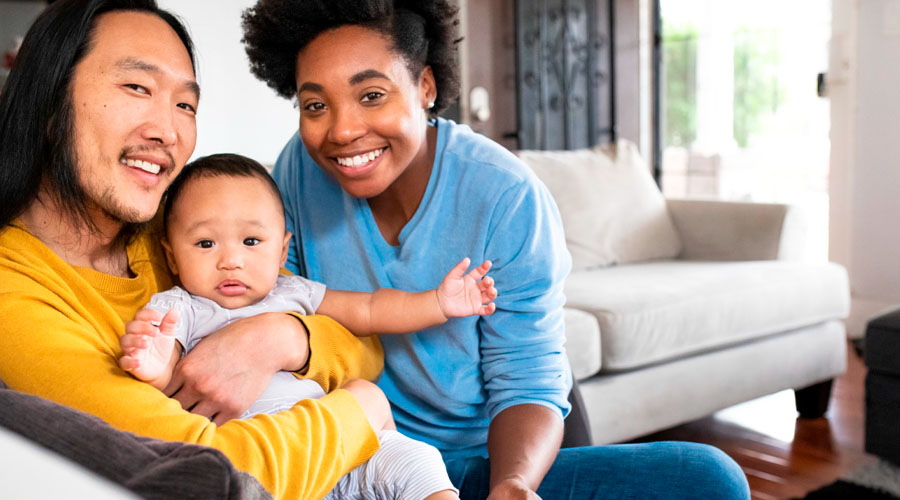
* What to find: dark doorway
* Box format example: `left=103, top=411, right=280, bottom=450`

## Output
left=514, top=0, right=616, bottom=150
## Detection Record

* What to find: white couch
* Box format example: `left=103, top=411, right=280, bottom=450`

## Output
left=517, top=141, right=850, bottom=445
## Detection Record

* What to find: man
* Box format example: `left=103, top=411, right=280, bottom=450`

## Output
left=0, top=1, right=385, bottom=499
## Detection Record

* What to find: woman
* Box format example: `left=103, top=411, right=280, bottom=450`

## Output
left=240, top=1, right=751, bottom=498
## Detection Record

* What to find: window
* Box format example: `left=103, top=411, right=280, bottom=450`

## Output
left=657, top=0, right=831, bottom=260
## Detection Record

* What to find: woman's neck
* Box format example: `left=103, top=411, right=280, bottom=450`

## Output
left=367, top=126, right=437, bottom=245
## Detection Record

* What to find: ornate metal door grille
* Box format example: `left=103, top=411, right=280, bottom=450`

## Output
left=515, top=0, right=615, bottom=150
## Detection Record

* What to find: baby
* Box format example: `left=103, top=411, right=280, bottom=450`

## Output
left=118, top=153, right=497, bottom=500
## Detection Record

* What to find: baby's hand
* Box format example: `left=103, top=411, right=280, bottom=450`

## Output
left=119, top=308, right=180, bottom=384
left=436, top=258, right=498, bottom=318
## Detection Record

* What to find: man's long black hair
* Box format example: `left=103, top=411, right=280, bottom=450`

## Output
left=0, top=0, right=196, bottom=234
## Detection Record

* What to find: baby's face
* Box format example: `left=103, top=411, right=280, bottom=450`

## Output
left=163, top=174, right=290, bottom=309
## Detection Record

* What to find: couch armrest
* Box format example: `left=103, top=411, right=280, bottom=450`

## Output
left=666, top=199, right=805, bottom=261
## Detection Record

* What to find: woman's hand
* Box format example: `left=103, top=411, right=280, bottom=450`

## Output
left=486, top=404, right=561, bottom=500
left=487, top=476, right=542, bottom=500
left=163, top=312, right=309, bottom=425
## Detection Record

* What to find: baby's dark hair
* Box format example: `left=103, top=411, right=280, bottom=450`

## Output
left=163, top=153, right=284, bottom=233
left=242, top=0, right=461, bottom=118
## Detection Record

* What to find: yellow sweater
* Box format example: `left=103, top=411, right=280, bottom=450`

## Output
left=0, top=222, right=383, bottom=500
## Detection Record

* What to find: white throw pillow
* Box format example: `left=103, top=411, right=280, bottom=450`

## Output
left=517, top=140, right=682, bottom=270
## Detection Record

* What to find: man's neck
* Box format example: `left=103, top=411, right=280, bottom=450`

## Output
left=20, top=193, right=132, bottom=277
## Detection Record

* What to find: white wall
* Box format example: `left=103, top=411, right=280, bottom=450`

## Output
left=830, top=0, right=900, bottom=337
left=614, top=0, right=653, bottom=156
left=158, top=0, right=299, bottom=165
left=0, top=1, right=44, bottom=50
left=0, top=0, right=45, bottom=91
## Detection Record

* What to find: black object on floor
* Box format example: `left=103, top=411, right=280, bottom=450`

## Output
left=794, top=458, right=900, bottom=500
left=865, top=308, right=900, bottom=465
left=792, top=480, right=898, bottom=500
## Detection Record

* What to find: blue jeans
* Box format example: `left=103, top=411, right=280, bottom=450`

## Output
left=444, top=441, right=750, bottom=500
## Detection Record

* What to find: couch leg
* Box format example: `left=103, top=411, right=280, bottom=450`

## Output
left=794, top=379, right=834, bottom=418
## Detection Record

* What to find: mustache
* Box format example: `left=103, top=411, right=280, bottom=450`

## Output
left=118, top=145, right=176, bottom=172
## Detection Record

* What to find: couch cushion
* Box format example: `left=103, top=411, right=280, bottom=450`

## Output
left=517, top=140, right=681, bottom=271
left=564, top=260, right=849, bottom=371
left=563, top=307, right=602, bottom=381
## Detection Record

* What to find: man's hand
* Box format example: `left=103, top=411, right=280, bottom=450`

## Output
left=487, top=476, right=542, bottom=500
left=436, top=258, right=497, bottom=318
left=119, top=308, right=180, bottom=388
left=164, top=312, right=309, bottom=425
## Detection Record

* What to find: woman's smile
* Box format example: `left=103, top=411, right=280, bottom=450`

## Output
left=334, top=147, right=386, bottom=168
left=332, top=146, right=387, bottom=178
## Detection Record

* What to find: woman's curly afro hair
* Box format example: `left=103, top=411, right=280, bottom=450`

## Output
left=242, top=0, right=461, bottom=117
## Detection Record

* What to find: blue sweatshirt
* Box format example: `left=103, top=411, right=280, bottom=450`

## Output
left=272, top=118, right=572, bottom=459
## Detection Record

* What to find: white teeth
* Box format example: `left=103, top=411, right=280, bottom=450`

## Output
left=124, top=158, right=161, bottom=175
left=337, top=148, right=384, bottom=168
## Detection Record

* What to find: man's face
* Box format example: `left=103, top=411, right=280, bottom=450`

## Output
left=70, top=11, right=199, bottom=225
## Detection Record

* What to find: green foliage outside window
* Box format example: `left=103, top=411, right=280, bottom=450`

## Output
left=663, top=25, right=697, bottom=147
left=662, top=24, right=783, bottom=149
left=733, top=27, right=783, bottom=147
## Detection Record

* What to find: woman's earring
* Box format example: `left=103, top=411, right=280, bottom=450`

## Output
left=427, top=101, right=435, bottom=109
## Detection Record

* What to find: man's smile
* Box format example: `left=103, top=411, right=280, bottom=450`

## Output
left=121, top=157, right=162, bottom=174
left=119, top=148, right=176, bottom=177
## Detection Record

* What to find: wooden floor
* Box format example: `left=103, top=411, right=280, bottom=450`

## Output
left=634, top=341, right=873, bottom=500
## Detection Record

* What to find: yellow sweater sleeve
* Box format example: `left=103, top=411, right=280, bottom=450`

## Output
left=299, top=314, right=383, bottom=394
left=0, top=227, right=381, bottom=500
left=280, top=268, right=384, bottom=393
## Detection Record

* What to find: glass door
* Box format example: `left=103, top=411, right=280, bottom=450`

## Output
left=658, top=0, right=831, bottom=261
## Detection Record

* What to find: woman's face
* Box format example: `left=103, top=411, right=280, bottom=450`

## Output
left=294, top=25, right=436, bottom=200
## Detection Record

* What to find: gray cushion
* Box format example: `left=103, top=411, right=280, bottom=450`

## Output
left=0, top=425, right=137, bottom=499
left=0, top=385, right=271, bottom=500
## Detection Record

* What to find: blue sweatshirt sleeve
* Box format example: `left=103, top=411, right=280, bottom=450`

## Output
left=272, top=133, right=304, bottom=277
left=480, top=176, right=573, bottom=421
